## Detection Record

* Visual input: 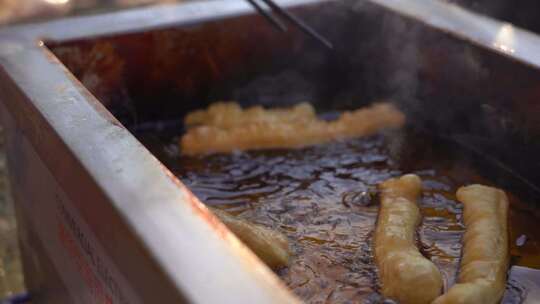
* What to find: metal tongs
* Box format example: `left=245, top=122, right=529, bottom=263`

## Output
left=246, top=0, right=333, bottom=49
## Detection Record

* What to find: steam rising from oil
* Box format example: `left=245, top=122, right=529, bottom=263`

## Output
left=227, top=0, right=538, bottom=199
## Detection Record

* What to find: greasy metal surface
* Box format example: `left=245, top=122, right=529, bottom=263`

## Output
left=2, top=0, right=540, bottom=303
left=0, top=0, right=193, bottom=26
left=453, top=0, right=540, bottom=35
left=47, top=12, right=308, bottom=113
left=370, top=0, right=540, bottom=69
left=0, top=128, right=25, bottom=298
left=2, top=0, right=325, bottom=43
left=4, top=0, right=540, bottom=70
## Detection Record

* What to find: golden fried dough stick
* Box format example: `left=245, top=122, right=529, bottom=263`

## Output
left=433, top=185, right=509, bottom=304
left=185, top=102, right=317, bottom=128
left=375, top=174, right=443, bottom=304
left=210, top=208, right=290, bottom=269
left=181, top=102, right=405, bottom=155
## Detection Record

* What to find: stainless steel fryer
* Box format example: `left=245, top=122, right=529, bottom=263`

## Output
left=2, top=0, right=540, bottom=303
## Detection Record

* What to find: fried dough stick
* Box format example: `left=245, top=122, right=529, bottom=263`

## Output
left=210, top=208, right=290, bottom=269
left=433, top=185, right=509, bottom=304
left=181, top=102, right=405, bottom=155
left=375, top=174, right=443, bottom=304
left=185, top=102, right=317, bottom=128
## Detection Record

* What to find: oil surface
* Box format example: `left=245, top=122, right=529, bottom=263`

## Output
left=154, top=132, right=540, bottom=303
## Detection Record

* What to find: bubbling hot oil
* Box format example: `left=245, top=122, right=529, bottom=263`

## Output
left=171, top=135, right=540, bottom=303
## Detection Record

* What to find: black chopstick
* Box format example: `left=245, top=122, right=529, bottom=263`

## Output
left=246, top=0, right=288, bottom=32
left=248, top=0, right=333, bottom=50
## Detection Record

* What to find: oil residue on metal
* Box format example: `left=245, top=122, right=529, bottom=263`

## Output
left=164, top=134, right=540, bottom=303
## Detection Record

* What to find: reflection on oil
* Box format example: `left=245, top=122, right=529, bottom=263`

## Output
left=168, top=133, right=540, bottom=303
